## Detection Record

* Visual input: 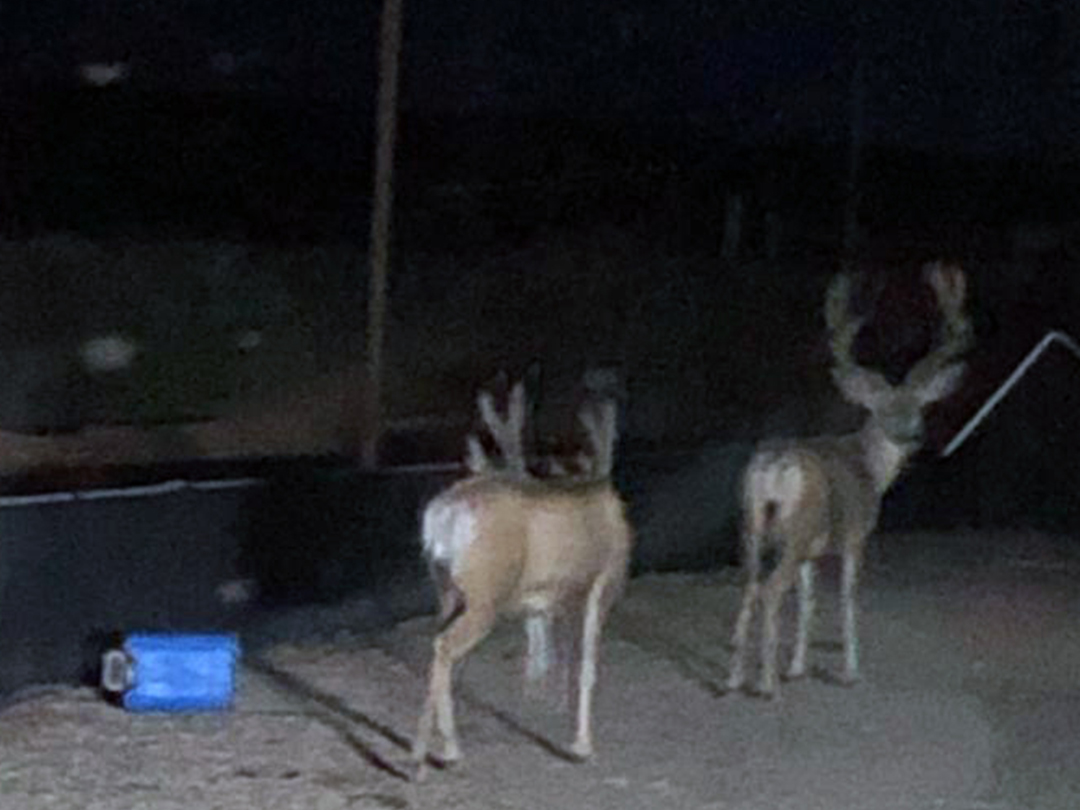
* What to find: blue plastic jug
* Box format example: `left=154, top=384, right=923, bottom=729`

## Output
left=101, top=633, right=240, bottom=712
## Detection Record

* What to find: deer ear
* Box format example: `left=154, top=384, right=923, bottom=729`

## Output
left=912, top=362, right=965, bottom=405
left=832, top=366, right=893, bottom=409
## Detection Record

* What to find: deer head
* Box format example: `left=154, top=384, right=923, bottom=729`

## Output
left=826, top=262, right=973, bottom=449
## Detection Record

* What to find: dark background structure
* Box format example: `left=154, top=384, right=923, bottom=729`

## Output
left=0, top=0, right=1078, bottom=698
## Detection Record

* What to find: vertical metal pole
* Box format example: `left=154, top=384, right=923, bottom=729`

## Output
left=361, top=0, right=405, bottom=469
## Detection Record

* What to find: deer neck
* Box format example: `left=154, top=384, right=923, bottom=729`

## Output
left=858, top=421, right=916, bottom=494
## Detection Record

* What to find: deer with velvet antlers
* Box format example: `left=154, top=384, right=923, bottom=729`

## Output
left=726, top=263, right=974, bottom=699
left=413, top=373, right=631, bottom=779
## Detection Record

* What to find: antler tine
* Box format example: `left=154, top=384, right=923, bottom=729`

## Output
left=825, top=273, right=864, bottom=372
left=465, top=433, right=491, bottom=474
left=476, top=379, right=528, bottom=475
left=925, top=261, right=968, bottom=320
left=825, top=272, right=896, bottom=408
left=578, top=399, right=618, bottom=479
left=906, top=262, right=974, bottom=385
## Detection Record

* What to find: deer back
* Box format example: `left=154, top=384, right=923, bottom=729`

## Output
left=427, top=475, right=630, bottom=616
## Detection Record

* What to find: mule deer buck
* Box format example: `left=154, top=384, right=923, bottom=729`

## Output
left=413, top=374, right=631, bottom=778
left=726, top=263, right=973, bottom=698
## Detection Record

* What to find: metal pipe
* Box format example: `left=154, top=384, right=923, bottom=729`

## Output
left=941, top=330, right=1080, bottom=458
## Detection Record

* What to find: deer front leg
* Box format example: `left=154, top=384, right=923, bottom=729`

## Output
left=524, top=613, right=553, bottom=692
left=839, top=549, right=862, bottom=685
left=786, top=559, right=816, bottom=680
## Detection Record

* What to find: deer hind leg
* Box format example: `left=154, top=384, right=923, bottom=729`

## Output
left=570, top=568, right=619, bottom=760
left=786, top=559, right=817, bottom=680
left=414, top=600, right=495, bottom=779
left=727, top=524, right=764, bottom=693
left=839, top=548, right=863, bottom=685
left=756, top=573, right=785, bottom=698
left=726, top=581, right=758, bottom=692
left=757, top=553, right=801, bottom=698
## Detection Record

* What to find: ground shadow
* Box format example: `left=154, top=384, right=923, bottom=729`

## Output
left=246, top=655, right=413, bottom=781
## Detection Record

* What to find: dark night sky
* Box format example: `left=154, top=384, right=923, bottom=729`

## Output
left=3, top=0, right=1079, bottom=156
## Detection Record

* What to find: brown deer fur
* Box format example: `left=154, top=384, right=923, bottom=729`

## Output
left=413, top=375, right=631, bottom=778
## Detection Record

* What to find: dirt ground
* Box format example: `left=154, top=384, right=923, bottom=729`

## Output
left=1, top=529, right=1078, bottom=810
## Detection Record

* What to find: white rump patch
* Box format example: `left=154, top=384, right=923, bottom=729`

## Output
left=421, top=494, right=476, bottom=567
left=747, top=454, right=805, bottom=526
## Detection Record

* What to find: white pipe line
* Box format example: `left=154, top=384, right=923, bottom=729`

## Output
left=76, top=480, right=189, bottom=500
left=0, top=438, right=697, bottom=509
left=941, top=330, right=1080, bottom=458
left=0, top=477, right=264, bottom=509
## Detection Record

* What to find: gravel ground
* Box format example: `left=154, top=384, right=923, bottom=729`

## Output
left=1, top=530, right=1078, bottom=810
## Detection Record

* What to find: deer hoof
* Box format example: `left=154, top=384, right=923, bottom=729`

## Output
left=568, top=740, right=594, bottom=761
left=753, top=681, right=779, bottom=700
left=784, top=664, right=808, bottom=681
